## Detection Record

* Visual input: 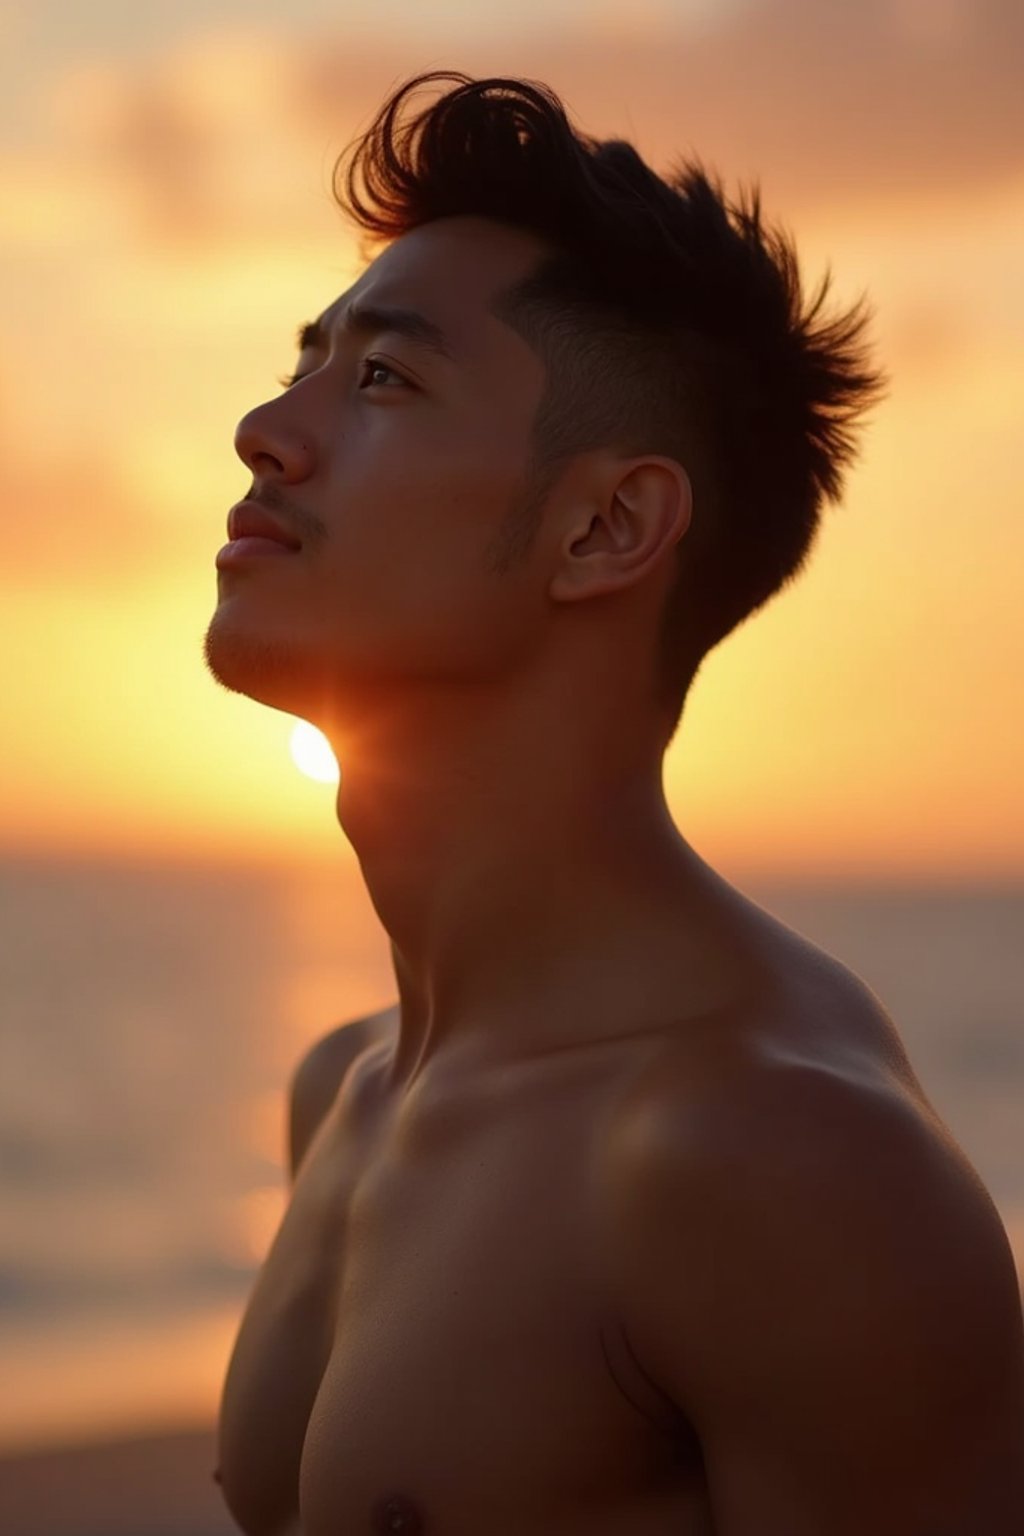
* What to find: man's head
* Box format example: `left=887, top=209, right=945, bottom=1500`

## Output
left=205, top=71, right=884, bottom=748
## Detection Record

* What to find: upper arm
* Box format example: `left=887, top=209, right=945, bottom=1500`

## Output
left=614, top=1061, right=1024, bottom=1535
left=286, top=1008, right=394, bottom=1181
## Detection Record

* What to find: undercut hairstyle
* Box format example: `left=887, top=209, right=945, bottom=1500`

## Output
left=332, top=70, right=887, bottom=745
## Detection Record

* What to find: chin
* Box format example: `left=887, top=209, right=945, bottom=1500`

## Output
left=202, top=609, right=374, bottom=737
left=202, top=609, right=322, bottom=720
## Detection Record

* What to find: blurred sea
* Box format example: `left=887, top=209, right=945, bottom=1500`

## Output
left=0, top=853, right=1021, bottom=1453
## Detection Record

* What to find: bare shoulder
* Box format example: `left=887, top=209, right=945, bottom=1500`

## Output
left=287, top=1003, right=398, bottom=1179
left=607, top=945, right=973, bottom=1201
left=604, top=970, right=1024, bottom=1523
left=613, top=1026, right=966, bottom=1204
left=605, top=1017, right=1024, bottom=1531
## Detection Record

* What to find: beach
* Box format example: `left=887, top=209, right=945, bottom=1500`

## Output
left=0, top=1421, right=237, bottom=1536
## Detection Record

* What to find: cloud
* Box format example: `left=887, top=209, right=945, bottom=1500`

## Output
left=286, top=0, right=1024, bottom=212
left=517, top=0, right=1024, bottom=210
left=41, top=30, right=340, bottom=247
left=1, top=433, right=194, bottom=586
left=33, top=0, right=1023, bottom=254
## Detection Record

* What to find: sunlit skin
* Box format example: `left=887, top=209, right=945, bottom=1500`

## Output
left=205, top=216, right=1024, bottom=1535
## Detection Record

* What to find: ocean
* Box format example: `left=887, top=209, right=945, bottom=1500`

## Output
left=1, top=853, right=1021, bottom=1452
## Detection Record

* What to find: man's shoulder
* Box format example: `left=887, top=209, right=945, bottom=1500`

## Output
left=612, top=1034, right=911, bottom=1194
left=603, top=975, right=1010, bottom=1339
left=605, top=978, right=1024, bottom=1530
left=287, top=1004, right=398, bottom=1178
left=291, top=1003, right=398, bottom=1086
left=604, top=962, right=944, bottom=1230
left=604, top=983, right=1024, bottom=1523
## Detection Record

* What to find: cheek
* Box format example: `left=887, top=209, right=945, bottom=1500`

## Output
left=318, top=472, right=532, bottom=676
left=333, top=419, right=525, bottom=574
left=316, top=400, right=535, bottom=631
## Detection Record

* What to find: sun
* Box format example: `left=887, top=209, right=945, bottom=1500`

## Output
left=289, top=720, right=340, bottom=784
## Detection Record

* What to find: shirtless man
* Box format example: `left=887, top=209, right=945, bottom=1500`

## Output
left=203, top=70, right=1024, bottom=1536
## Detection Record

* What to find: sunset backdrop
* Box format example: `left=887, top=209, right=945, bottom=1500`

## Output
left=3, top=0, right=1022, bottom=879
left=1, top=0, right=1022, bottom=1503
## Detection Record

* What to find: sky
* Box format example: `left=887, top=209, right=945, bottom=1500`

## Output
left=2, top=0, right=1022, bottom=880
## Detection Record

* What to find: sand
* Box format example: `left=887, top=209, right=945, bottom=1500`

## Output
left=0, top=1421, right=238, bottom=1536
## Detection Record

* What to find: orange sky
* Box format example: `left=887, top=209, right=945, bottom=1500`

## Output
left=3, top=1, right=1022, bottom=880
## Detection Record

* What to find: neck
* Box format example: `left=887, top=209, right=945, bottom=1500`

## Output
left=327, top=674, right=750, bottom=1087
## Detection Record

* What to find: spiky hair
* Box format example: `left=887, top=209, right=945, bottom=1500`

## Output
left=333, top=71, right=887, bottom=740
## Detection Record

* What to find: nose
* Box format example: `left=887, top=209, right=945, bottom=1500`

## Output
left=234, top=398, right=315, bottom=484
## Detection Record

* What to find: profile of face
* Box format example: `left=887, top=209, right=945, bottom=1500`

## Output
left=203, top=216, right=556, bottom=735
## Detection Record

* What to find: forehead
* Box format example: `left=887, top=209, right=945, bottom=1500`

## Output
left=316, top=216, right=549, bottom=358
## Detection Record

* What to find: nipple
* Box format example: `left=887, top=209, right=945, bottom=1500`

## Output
left=371, top=1494, right=424, bottom=1533
left=211, top=1467, right=222, bottom=1485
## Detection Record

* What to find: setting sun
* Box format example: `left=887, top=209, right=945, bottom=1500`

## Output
left=289, top=719, right=340, bottom=784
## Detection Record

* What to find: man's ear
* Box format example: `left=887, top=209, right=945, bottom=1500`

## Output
left=548, top=456, right=692, bottom=604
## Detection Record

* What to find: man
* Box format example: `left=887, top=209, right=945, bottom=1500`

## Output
left=204, top=70, right=1024, bottom=1536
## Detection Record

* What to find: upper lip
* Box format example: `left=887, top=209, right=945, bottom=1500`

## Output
left=226, top=501, right=301, bottom=548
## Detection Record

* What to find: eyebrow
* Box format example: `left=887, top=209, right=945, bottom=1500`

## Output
left=295, top=303, right=455, bottom=363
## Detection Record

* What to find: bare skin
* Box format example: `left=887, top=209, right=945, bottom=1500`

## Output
left=206, top=215, right=1024, bottom=1533
left=214, top=897, right=1024, bottom=1529
left=215, top=892, right=1021, bottom=1536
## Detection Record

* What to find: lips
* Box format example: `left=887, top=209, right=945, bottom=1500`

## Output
left=226, top=501, right=301, bottom=549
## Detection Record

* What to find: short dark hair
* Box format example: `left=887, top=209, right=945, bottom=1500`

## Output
left=332, top=71, right=887, bottom=744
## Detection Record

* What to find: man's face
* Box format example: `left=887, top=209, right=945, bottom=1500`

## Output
left=204, top=216, right=553, bottom=731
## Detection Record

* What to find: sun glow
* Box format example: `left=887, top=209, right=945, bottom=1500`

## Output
left=289, top=720, right=340, bottom=784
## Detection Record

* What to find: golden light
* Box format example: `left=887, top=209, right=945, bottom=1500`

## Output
left=289, top=719, right=340, bottom=784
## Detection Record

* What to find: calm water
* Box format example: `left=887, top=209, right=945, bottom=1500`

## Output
left=1, top=853, right=1021, bottom=1450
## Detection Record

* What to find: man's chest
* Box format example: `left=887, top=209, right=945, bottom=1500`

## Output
left=218, top=1047, right=707, bottom=1535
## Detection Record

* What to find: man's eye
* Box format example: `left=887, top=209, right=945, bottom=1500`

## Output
left=275, top=358, right=408, bottom=391
left=358, top=357, right=407, bottom=389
